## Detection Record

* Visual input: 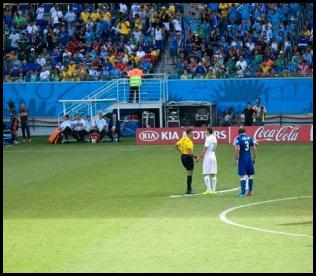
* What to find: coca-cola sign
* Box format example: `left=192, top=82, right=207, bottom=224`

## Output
left=230, top=125, right=311, bottom=144
left=136, top=125, right=312, bottom=145
left=253, top=126, right=301, bottom=142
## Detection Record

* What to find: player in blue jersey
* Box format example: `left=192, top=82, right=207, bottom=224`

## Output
left=233, top=127, right=258, bottom=196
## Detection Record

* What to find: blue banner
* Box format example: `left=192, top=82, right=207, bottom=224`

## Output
left=3, top=78, right=313, bottom=117
left=168, top=78, right=313, bottom=114
left=3, top=81, right=106, bottom=117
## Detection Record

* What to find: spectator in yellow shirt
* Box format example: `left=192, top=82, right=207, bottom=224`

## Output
left=168, top=4, right=176, bottom=16
left=149, top=8, right=157, bottom=25
left=90, top=9, right=100, bottom=22
left=101, top=9, right=111, bottom=23
left=219, top=3, right=231, bottom=19
left=109, top=53, right=117, bottom=65
left=67, top=61, right=76, bottom=75
left=80, top=9, right=90, bottom=23
left=135, top=15, right=142, bottom=30
left=118, top=19, right=130, bottom=35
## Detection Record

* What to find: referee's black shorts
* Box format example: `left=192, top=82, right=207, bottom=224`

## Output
left=181, top=154, right=194, bottom=171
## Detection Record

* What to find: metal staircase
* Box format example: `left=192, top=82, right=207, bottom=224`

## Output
left=58, top=74, right=168, bottom=126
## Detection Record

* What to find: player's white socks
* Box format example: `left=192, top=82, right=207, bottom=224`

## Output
left=211, top=176, right=217, bottom=192
left=204, top=176, right=211, bottom=191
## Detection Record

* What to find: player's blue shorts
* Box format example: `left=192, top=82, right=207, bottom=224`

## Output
left=238, top=157, right=255, bottom=176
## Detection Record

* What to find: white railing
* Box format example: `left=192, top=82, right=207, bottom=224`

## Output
left=57, top=74, right=167, bottom=125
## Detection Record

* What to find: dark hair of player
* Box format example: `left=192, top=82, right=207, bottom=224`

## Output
left=186, top=128, right=193, bottom=135
left=207, top=127, right=213, bottom=134
left=238, top=127, right=246, bottom=134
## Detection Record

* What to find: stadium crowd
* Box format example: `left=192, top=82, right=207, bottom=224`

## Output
left=3, top=3, right=183, bottom=82
left=173, top=3, right=313, bottom=79
left=3, top=3, right=313, bottom=82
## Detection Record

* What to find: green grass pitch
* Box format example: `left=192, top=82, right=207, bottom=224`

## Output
left=3, top=137, right=313, bottom=272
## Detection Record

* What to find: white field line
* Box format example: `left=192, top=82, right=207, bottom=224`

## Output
left=170, top=187, right=238, bottom=198
left=219, top=195, right=313, bottom=238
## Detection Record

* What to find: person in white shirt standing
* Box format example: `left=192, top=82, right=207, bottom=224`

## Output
left=196, top=127, right=218, bottom=195
left=72, top=113, right=86, bottom=143
left=95, top=112, right=108, bottom=142
left=50, top=5, right=63, bottom=28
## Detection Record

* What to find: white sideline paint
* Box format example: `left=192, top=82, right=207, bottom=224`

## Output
left=170, top=187, right=238, bottom=198
left=219, top=195, right=313, bottom=238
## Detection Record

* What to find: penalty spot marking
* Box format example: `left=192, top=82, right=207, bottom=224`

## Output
left=170, top=187, right=238, bottom=198
left=219, top=195, right=313, bottom=238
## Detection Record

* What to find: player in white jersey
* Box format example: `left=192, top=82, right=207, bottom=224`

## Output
left=196, top=127, right=218, bottom=195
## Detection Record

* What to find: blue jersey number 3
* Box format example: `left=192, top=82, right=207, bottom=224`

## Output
left=244, top=141, right=249, bottom=151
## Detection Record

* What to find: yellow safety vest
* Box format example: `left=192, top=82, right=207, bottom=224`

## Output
left=130, top=76, right=142, bottom=87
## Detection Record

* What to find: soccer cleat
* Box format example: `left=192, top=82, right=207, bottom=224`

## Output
left=28, top=139, right=32, bottom=143
left=186, top=190, right=195, bottom=194
left=23, top=139, right=26, bottom=143
left=238, top=192, right=246, bottom=197
left=202, top=190, right=213, bottom=195
left=246, top=191, right=254, bottom=196
left=13, top=140, right=19, bottom=144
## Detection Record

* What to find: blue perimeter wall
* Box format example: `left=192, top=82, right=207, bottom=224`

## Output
left=3, top=78, right=313, bottom=117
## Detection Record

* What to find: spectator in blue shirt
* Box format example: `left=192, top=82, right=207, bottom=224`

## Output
left=269, top=9, right=282, bottom=30
left=58, top=27, right=69, bottom=46
left=228, top=6, right=239, bottom=22
left=189, top=17, right=198, bottom=35
left=195, top=62, right=207, bottom=76
left=275, top=31, right=285, bottom=44
left=303, top=49, right=312, bottom=65
left=289, top=3, right=300, bottom=15
left=239, top=4, right=251, bottom=24
left=253, top=6, right=262, bottom=20
left=104, top=58, right=113, bottom=71
left=208, top=3, right=218, bottom=12
left=21, top=59, right=32, bottom=75
left=33, top=59, right=42, bottom=73
left=71, top=3, right=82, bottom=16
left=85, top=27, right=95, bottom=45
left=4, top=9, right=13, bottom=28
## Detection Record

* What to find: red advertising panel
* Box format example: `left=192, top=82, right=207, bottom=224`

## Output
left=136, top=125, right=312, bottom=145
left=230, top=125, right=312, bottom=143
left=136, top=127, right=229, bottom=145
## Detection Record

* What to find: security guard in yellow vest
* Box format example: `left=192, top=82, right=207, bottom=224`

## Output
left=127, top=64, right=144, bottom=103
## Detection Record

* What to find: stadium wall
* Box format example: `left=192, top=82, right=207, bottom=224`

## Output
left=3, top=78, right=312, bottom=117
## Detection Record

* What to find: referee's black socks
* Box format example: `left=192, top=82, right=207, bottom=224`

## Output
left=187, top=176, right=192, bottom=192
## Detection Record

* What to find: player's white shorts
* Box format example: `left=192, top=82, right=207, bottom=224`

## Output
left=203, top=155, right=217, bottom=175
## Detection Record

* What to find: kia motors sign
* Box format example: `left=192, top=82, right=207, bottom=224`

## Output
left=136, top=125, right=312, bottom=145
left=136, top=127, right=229, bottom=145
